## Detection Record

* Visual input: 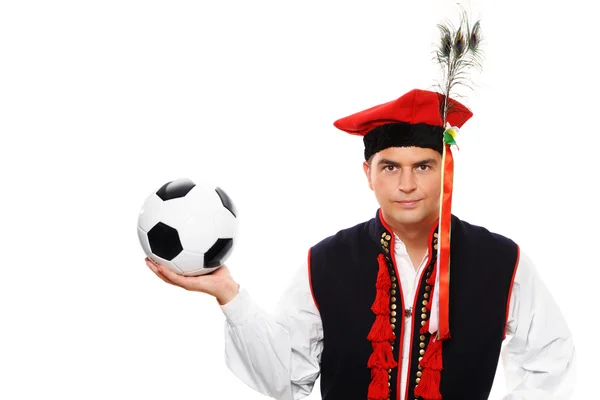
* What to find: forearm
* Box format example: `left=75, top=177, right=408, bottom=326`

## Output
left=222, top=289, right=296, bottom=400
left=502, top=251, right=576, bottom=399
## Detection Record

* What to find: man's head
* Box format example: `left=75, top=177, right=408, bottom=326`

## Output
left=363, top=146, right=442, bottom=228
left=334, top=89, right=473, bottom=230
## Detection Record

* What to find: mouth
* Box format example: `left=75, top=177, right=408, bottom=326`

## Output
left=394, top=200, right=421, bottom=208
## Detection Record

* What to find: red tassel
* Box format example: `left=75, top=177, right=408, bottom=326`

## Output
left=414, top=369, right=442, bottom=400
left=371, top=290, right=390, bottom=314
left=414, top=261, right=445, bottom=400
left=368, top=341, right=398, bottom=369
left=367, top=252, right=397, bottom=400
left=376, top=254, right=392, bottom=290
left=367, top=368, right=390, bottom=400
left=420, top=337, right=443, bottom=370
left=368, top=315, right=395, bottom=342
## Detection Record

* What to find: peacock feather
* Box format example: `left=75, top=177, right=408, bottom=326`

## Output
left=433, top=6, right=484, bottom=127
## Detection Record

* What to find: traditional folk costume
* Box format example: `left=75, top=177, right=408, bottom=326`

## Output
left=220, top=13, right=575, bottom=400
left=220, top=89, right=575, bottom=400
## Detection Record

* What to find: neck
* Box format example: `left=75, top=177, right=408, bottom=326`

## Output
left=382, top=212, right=438, bottom=249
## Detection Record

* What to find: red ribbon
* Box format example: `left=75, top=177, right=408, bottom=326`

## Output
left=438, top=143, right=453, bottom=340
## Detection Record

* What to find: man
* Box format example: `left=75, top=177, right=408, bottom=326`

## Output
left=146, top=89, right=576, bottom=399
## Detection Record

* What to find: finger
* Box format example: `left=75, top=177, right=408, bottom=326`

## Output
left=155, top=264, right=197, bottom=291
left=146, top=260, right=177, bottom=286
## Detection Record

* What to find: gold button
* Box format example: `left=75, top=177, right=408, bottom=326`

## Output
left=420, top=335, right=425, bottom=341
left=391, top=317, right=397, bottom=323
left=392, top=283, right=397, bottom=288
left=434, top=245, right=438, bottom=250
left=391, top=290, right=397, bottom=295
left=425, top=285, right=431, bottom=291
left=391, top=276, right=397, bottom=282
left=391, top=297, right=397, bottom=302
left=385, top=248, right=390, bottom=253
left=391, top=304, right=397, bottom=310
left=418, top=364, right=423, bottom=370
left=388, top=368, right=392, bottom=373
left=419, top=357, right=423, bottom=362
left=419, top=342, right=425, bottom=348
left=434, top=233, right=438, bottom=238
left=416, top=378, right=421, bottom=384
left=388, top=374, right=392, bottom=380
left=421, top=321, right=426, bottom=326
left=383, top=241, right=389, bottom=248
left=382, top=232, right=386, bottom=237
left=421, top=307, right=427, bottom=313
left=391, top=324, right=396, bottom=329
left=421, top=313, right=427, bottom=319
left=422, top=300, right=428, bottom=306
left=388, top=382, right=391, bottom=387
left=386, top=234, right=391, bottom=241
left=391, top=311, right=397, bottom=316
left=417, top=371, right=422, bottom=377
left=424, top=293, right=429, bottom=299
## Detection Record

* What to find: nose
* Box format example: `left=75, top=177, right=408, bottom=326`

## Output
left=398, top=169, right=417, bottom=193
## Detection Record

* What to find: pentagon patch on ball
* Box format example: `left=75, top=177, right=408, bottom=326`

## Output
left=137, top=178, right=239, bottom=276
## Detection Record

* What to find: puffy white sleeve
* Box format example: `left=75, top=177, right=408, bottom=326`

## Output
left=219, top=260, right=323, bottom=400
left=502, top=250, right=577, bottom=399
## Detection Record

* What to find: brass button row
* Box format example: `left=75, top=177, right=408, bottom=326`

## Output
left=381, top=231, right=397, bottom=394
left=416, top=263, right=434, bottom=387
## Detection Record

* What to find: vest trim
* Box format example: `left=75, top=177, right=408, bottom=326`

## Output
left=503, top=245, right=521, bottom=340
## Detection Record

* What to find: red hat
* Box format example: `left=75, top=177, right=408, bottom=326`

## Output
left=334, top=89, right=473, bottom=160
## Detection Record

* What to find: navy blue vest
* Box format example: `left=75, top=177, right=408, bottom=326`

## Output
left=309, top=210, right=519, bottom=400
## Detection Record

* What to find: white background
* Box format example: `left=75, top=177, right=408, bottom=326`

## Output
left=0, top=0, right=597, bottom=399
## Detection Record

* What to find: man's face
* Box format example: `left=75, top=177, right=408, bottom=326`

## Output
left=363, top=146, right=442, bottom=228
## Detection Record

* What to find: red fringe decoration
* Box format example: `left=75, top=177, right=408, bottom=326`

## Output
left=368, top=315, right=395, bottom=342
left=368, top=368, right=390, bottom=400
left=367, top=253, right=397, bottom=400
left=415, top=264, right=445, bottom=400
left=420, top=337, right=443, bottom=370
left=371, top=290, right=390, bottom=315
left=414, top=369, right=442, bottom=400
left=368, top=341, right=397, bottom=369
left=376, top=256, right=392, bottom=291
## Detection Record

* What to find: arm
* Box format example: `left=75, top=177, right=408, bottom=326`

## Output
left=502, top=250, right=576, bottom=399
left=220, top=260, right=323, bottom=400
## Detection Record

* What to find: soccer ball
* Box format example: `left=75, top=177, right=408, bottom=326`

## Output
left=137, top=177, right=238, bottom=276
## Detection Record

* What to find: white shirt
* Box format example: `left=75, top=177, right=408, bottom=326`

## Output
left=220, top=235, right=576, bottom=400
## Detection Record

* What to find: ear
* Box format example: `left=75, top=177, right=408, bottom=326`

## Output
left=363, top=161, right=373, bottom=191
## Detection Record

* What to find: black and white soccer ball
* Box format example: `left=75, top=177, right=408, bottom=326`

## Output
left=137, top=178, right=238, bottom=276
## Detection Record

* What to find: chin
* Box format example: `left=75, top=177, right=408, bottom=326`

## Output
left=387, top=209, right=428, bottom=226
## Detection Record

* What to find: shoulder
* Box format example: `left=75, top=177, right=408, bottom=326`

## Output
left=308, top=216, right=378, bottom=264
left=311, top=218, right=371, bottom=251
left=452, top=215, right=518, bottom=250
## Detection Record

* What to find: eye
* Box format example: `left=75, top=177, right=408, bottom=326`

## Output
left=384, top=165, right=397, bottom=172
left=417, top=164, right=431, bottom=171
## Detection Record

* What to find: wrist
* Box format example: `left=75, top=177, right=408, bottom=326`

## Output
left=216, top=280, right=240, bottom=305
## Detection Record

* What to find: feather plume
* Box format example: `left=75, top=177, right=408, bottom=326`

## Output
left=433, top=6, right=484, bottom=126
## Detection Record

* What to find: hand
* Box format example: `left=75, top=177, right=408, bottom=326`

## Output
left=145, top=257, right=240, bottom=305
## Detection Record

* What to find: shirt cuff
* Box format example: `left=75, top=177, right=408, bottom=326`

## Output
left=220, top=287, right=257, bottom=325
